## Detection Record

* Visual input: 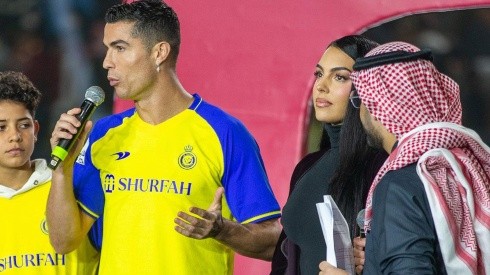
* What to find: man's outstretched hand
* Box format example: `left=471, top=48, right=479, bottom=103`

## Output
left=174, top=187, right=225, bottom=239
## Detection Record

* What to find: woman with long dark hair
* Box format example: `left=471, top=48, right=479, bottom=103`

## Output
left=271, top=35, right=387, bottom=275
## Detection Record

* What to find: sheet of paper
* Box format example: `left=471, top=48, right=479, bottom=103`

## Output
left=316, top=199, right=336, bottom=266
left=316, top=195, right=355, bottom=274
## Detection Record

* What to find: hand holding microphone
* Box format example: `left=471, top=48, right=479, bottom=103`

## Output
left=48, top=86, right=105, bottom=170
left=356, top=209, right=366, bottom=238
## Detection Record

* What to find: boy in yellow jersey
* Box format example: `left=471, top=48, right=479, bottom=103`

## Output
left=0, top=71, right=99, bottom=274
left=47, top=1, right=281, bottom=274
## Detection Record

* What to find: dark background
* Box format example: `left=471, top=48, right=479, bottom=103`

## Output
left=0, top=2, right=488, bottom=156
left=307, top=9, right=490, bottom=152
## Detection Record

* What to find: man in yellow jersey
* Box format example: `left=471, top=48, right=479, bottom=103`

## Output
left=0, top=71, right=99, bottom=275
left=47, top=1, right=281, bottom=274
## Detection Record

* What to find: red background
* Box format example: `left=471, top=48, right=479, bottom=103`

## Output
left=116, top=1, right=490, bottom=273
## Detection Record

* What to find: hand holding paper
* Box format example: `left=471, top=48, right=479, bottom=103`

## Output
left=316, top=195, right=355, bottom=274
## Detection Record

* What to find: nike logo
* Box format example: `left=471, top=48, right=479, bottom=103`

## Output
left=112, top=151, right=131, bottom=160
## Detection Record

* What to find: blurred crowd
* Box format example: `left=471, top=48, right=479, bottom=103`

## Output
left=1, top=1, right=488, bottom=158
left=363, top=9, right=490, bottom=147
left=0, top=0, right=117, bottom=159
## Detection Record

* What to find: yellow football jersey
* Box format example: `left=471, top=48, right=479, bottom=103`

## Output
left=0, top=160, right=99, bottom=275
left=74, top=94, right=280, bottom=274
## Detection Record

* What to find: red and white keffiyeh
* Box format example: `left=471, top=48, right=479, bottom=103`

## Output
left=352, top=42, right=490, bottom=274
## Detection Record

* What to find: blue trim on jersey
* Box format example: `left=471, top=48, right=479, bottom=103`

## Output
left=74, top=108, right=136, bottom=251
left=188, top=95, right=203, bottom=110
left=88, top=218, right=103, bottom=251
left=192, top=94, right=280, bottom=223
left=74, top=94, right=280, bottom=252
left=74, top=107, right=135, bottom=216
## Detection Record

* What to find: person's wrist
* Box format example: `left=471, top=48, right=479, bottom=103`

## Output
left=211, top=216, right=227, bottom=240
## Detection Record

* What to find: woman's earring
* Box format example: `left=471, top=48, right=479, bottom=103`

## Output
left=156, top=65, right=160, bottom=73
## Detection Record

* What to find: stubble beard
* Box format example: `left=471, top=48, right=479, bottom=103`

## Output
left=363, top=117, right=384, bottom=150
left=366, top=131, right=384, bottom=150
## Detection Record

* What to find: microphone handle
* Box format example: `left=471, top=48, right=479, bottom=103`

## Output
left=48, top=100, right=96, bottom=170
left=359, top=228, right=366, bottom=238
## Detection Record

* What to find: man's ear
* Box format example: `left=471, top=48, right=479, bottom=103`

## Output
left=153, top=41, right=171, bottom=66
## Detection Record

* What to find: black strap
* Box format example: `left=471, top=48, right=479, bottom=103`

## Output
left=353, top=49, right=433, bottom=71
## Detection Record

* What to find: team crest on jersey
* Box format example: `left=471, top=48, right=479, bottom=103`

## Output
left=178, top=145, right=197, bottom=170
left=40, top=218, right=49, bottom=235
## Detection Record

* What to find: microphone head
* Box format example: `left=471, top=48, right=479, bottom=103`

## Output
left=356, top=209, right=365, bottom=229
left=85, top=86, right=105, bottom=106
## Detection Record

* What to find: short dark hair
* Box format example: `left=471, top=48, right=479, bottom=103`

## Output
left=106, top=0, right=180, bottom=64
left=0, top=71, right=41, bottom=117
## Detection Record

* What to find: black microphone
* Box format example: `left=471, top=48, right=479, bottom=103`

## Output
left=356, top=209, right=366, bottom=238
left=48, top=86, right=105, bottom=170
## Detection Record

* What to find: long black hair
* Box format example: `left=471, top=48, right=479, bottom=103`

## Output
left=330, top=97, right=386, bottom=238
left=323, top=35, right=387, bottom=238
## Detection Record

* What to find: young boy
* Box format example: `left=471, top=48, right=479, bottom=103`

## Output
left=0, top=71, right=99, bottom=274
